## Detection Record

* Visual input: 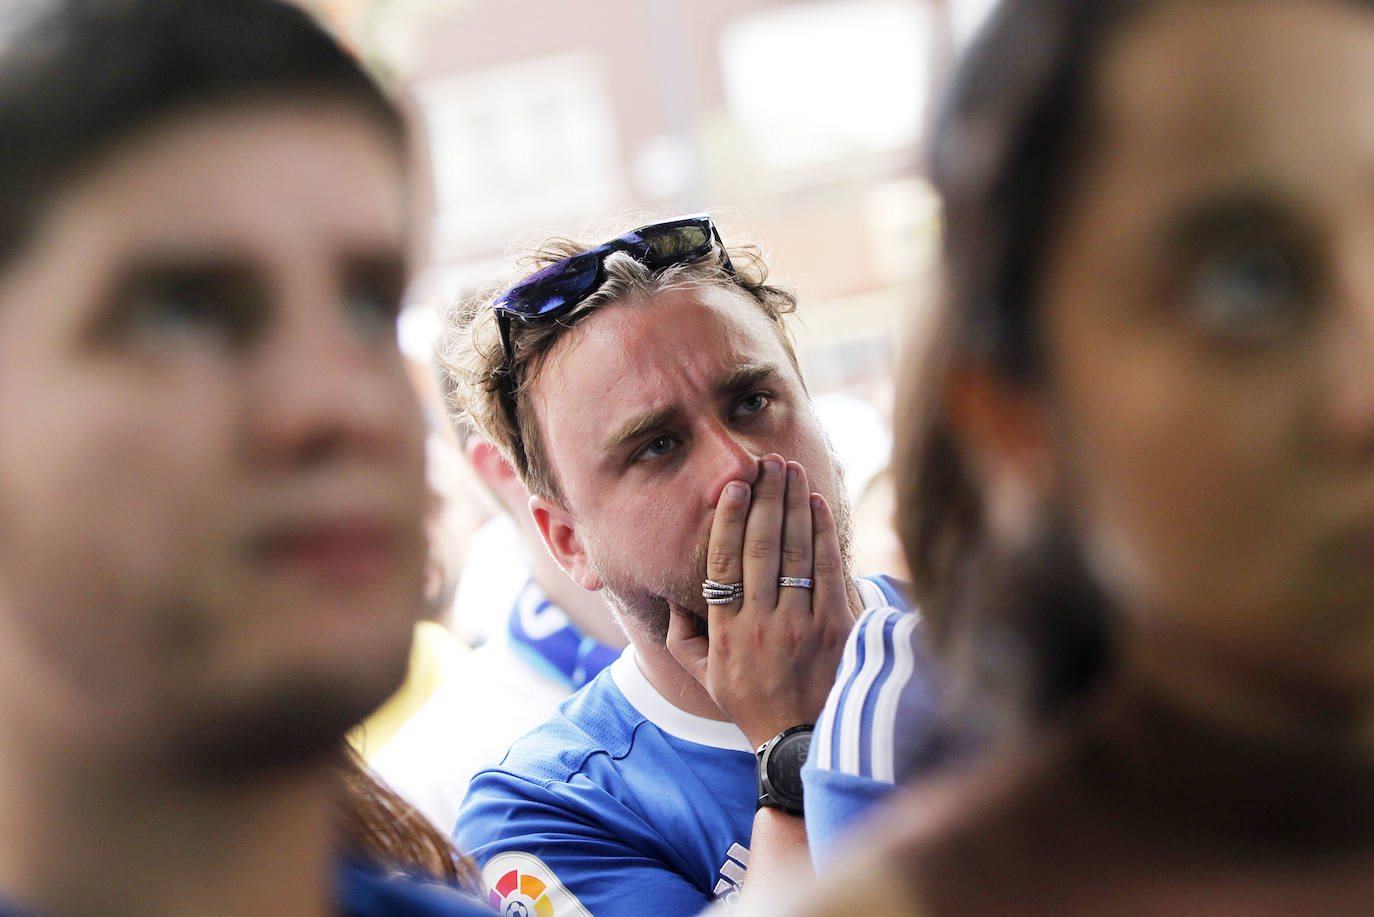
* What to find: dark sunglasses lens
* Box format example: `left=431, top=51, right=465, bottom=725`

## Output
left=640, top=223, right=712, bottom=266
left=501, top=251, right=602, bottom=317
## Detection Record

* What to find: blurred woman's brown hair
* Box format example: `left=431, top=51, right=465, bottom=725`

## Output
left=894, top=0, right=1152, bottom=742
left=334, top=747, right=481, bottom=893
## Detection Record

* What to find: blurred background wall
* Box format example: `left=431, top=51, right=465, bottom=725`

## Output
left=307, top=0, right=995, bottom=388
left=301, top=0, right=999, bottom=582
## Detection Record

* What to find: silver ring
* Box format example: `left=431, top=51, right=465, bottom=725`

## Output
left=777, top=576, right=813, bottom=589
left=701, top=579, right=743, bottom=602
left=702, top=582, right=742, bottom=595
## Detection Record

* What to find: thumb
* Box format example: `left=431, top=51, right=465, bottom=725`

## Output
left=665, top=607, right=710, bottom=688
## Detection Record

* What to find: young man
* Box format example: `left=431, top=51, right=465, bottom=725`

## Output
left=0, top=2, right=488, bottom=914
left=442, top=216, right=922, bottom=914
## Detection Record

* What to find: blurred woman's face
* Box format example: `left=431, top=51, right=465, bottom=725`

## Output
left=1034, top=0, right=1374, bottom=707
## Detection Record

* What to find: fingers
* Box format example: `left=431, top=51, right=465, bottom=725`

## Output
left=705, top=479, right=750, bottom=612
left=810, top=492, right=851, bottom=632
left=704, top=454, right=826, bottom=623
left=777, top=461, right=814, bottom=615
left=688, top=459, right=850, bottom=744
left=741, top=455, right=786, bottom=608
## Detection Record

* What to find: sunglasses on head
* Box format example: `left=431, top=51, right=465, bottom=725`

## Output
left=491, top=213, right=735, bottom=362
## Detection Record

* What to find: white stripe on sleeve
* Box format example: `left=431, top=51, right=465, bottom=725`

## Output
left=868, top=610, right=918, bottom=783
left=837, top=612, right=891, bottom=776
left=811, top=609, right=864, bottom=770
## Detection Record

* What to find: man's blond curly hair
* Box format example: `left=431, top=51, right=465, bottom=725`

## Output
left=438, top=222, right=800, bottom=506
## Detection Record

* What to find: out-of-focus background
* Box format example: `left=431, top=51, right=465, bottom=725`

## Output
left=300, top=0, right=998, bottom=639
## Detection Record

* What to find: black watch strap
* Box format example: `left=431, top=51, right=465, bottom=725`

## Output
left=755, top=724, right=813, bottom=815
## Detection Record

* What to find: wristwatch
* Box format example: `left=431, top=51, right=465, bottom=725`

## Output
left=755, top=724, right=813, bottom=815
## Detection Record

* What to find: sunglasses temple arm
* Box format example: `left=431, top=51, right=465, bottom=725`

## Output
left=497, top=312, right=517, bottom=363
left=711, top=224, right=736, bottom=275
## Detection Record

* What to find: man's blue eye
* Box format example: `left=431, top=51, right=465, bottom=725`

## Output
left=1188, top=246, right=1300, bottom=334
left=141, top=289, right=216, bottom=326
left=638, top=436, right=678, bottom=461
left=344, top=287, right=401, bottom=339
left=734, top=393, right=769, bottom=417
left=127, top=286, right=253, bottom=347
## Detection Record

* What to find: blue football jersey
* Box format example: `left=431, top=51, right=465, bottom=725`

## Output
left=803, top=580, right=948, bottom=871
left=338, top=860, right=493, bottom=916
left=0, top=895, right=41, bottom=917
left=457, top=577, right=907, bottom=917
left=457, top=647, right=757, bottom=916
left=0, top=860, right=491, bottom=917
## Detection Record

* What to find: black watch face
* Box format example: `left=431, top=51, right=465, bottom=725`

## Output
left=768, top=731, right=812, bottom=802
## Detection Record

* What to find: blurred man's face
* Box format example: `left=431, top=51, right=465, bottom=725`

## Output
left=0, top=102, right=428, bottom=775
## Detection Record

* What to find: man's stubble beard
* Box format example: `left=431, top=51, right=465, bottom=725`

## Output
left=164, top=655, right=410, bottom=782
left=588, top=449, right=856, bottom=646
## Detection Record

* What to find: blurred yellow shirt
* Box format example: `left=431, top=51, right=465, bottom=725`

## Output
left=349, top=620, right=467, bottom=761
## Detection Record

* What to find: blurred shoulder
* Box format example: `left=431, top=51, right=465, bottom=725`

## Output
left=724, top=843, right=929, bottom=917
left=743, top=735, right=1082, bottom=916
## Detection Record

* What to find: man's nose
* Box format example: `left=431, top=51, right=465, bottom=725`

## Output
left=702, top=421, right=763, bottom=506
left=245, top=294, right=421, bottom=468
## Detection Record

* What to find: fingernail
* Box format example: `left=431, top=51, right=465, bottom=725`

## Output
left=763, top=459, right=782, bottom=474
left=810, top=494, right=823, bottom=510
left=726, top=482, right=749, bottom=500
left=787, top=466, right=798, bottom=484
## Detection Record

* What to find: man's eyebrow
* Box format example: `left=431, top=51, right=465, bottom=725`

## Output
left=603, top=405, right=677, bottom=454
left=99, top=253, right=268, bottom=306
left=108, top=252, right=260, bottom=284
left=718, top=363, right=778, bottom=396
left=101, top=242, right=405, bottom=296
left=339, top=247, right=408, bottom=293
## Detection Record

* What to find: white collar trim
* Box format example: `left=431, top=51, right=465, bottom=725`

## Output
left=609, top=578, right=890, bottom=753
left=855, top=576, right=884, bottom=611
left=609, top=647, right=753, bottom=753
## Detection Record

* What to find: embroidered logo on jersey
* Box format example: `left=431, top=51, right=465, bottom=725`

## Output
left=482, top=851, right=593, bottom=917
left=712, top=842, right=750, bottom=909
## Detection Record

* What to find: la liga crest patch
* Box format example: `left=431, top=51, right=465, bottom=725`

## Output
left=482, top=851, right=593, bottom=917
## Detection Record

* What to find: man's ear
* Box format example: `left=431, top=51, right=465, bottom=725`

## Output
left=944, top=366, right=1057, bottom=544
left=529, top=494, right=603, bottom=592
left=465, top=435, right=525, bottom=511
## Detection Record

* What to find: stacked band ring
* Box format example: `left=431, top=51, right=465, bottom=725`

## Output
left=777, top=576, right=814, bottom=589
left=702, top=579, right=744, bottom=605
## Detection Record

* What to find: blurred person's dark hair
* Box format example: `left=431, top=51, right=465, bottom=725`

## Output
left=896, top=0, right=1162, bottom=742
left=0, top=0, right=405, bottom=274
